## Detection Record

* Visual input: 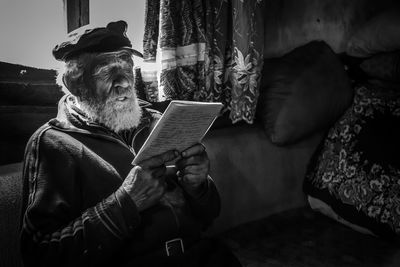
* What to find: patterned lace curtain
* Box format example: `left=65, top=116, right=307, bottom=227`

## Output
left=141, top=0, right=264, bottom=123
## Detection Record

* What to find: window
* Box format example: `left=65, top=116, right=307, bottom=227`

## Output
left=0, top=0, right=64, bottom=69
left=90, top=0, right=145, bottom=55
left=0, top=0, right=145, bottom=70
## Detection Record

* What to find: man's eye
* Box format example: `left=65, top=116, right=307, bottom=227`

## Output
left=119, top=54, right=134, bottom=65
left=92, top=64, right=109, bottom=76
left=95, top=62, right=109, bottom=69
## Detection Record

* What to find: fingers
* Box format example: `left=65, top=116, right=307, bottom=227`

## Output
left=165, top=165, right=178, bottom=178
left=178, top=165, right=205, bottom=175
left=175, top=143, right=210, bottom=185
left=176, top=155, right=207, bottom=169
left=151, top=165, right=167, bottom=179
left=139, top=150, right=179, bottom=169
left=144, top=176, right=166, bottom=194
left=178, top=173, right=204, bottom=184
left=176, top=153, right=209, bottom=169
left=134, top=165, right=167, bottom=195
left=124, top=164, right=169, bottom=212
left=125, top=165, right=166, bottom=184
left=159, top=149, right=179, bottom=163
left=137, top=144, right=205, bottom=169
left=181, top=143, right=206, bottom=158
left=177, top=165, right=207, bottom=182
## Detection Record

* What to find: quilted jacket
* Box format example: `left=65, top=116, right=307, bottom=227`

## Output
left=20, top=95, right=220, bottom=267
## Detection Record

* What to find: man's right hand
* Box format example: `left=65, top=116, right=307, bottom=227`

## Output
left=122, top=150, right=178, bottom=211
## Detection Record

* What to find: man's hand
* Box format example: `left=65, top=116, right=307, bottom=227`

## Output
left=122, top=150, right=178, bottom=211
left=176, top=143, right=210, bottom=198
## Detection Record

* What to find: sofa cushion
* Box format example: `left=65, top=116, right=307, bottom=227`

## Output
left=304, top=83, right=400, bottom=239
left=360, top=51, right=400, bottom=82
left=346, top=9, right=400, bottom=57
left=257, top=41, right=353, bottom=146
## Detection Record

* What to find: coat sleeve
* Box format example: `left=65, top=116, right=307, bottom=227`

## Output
left=20, top=128, right=141, bottom=267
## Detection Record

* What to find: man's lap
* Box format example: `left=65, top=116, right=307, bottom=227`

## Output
left=123, top=238, right=242, bottom=267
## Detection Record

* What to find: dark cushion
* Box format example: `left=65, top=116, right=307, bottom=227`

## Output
left=365, top=79, right=400, bottom=92
left=304, top=83, right=400, bottom=239
left=347, top=9, right=400, bottom=57
left=360, top=51, right=400, bottom=82
left=257, top=41, right=353, bottom=145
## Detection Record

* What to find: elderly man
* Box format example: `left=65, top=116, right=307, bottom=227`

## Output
left=20, top=21, right=241, bottom=267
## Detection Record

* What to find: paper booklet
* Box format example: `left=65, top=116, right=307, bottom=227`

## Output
left=131, top=100, right=223, bottom=165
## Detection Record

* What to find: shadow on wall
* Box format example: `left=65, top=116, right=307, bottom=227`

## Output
left=263, top=0, right=398, bottom=58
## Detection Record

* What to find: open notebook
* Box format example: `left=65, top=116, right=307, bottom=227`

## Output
left=132, top=100, right=223, bottom=165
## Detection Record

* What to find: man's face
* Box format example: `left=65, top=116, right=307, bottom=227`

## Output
left=79, top=49, right=142, bottom=132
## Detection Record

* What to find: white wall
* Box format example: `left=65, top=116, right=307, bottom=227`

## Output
left=90, top=0, right=146, bottom=57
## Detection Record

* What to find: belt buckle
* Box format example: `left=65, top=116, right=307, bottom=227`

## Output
left=165, top=238, right=184, bottom=256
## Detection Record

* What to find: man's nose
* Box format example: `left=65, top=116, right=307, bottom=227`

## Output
left=112, top=76, right=131, bottom=91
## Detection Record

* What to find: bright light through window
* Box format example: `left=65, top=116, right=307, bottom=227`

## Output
left=90, top=0, right=145, bottom=64
left=0, top=0, right=145, bottom=70
left=0, top=0, right=64, bottom=69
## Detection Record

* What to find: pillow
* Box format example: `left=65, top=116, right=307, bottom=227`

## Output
left=304, top=83, right=400, bottom=239
left=347, top=9, right=400, bottom=57
left=360, top=51, right=400, bottom=82
left=257, top=41, right=353, bottom=145
left=366, top=79, right=400, bottom=92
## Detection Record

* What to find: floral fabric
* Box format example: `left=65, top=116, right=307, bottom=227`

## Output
left=142, top=0, right=265, bottom=123
left=305, top=83, right=400, bottom=236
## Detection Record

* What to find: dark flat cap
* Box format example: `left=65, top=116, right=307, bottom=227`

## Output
left=53, top=20, right=143, bottom=61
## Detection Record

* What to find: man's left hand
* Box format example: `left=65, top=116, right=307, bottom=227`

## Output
left=175, top=143, right=210, bottom=197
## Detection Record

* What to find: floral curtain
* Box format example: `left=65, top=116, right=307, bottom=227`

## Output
left=141, top=0, right=264, bottom=123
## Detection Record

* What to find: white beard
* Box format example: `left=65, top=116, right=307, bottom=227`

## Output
left=79, top=90, right=142, bottom=132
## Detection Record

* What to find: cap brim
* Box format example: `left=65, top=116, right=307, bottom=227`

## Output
left=123, top=47, right=143, bottom=58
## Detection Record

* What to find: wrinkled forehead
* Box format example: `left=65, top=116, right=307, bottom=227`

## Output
left=91, top=49, right=135, bottom=67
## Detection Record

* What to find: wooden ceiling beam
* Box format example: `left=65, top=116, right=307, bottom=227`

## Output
left=63, top=0, right=89, bottom=33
